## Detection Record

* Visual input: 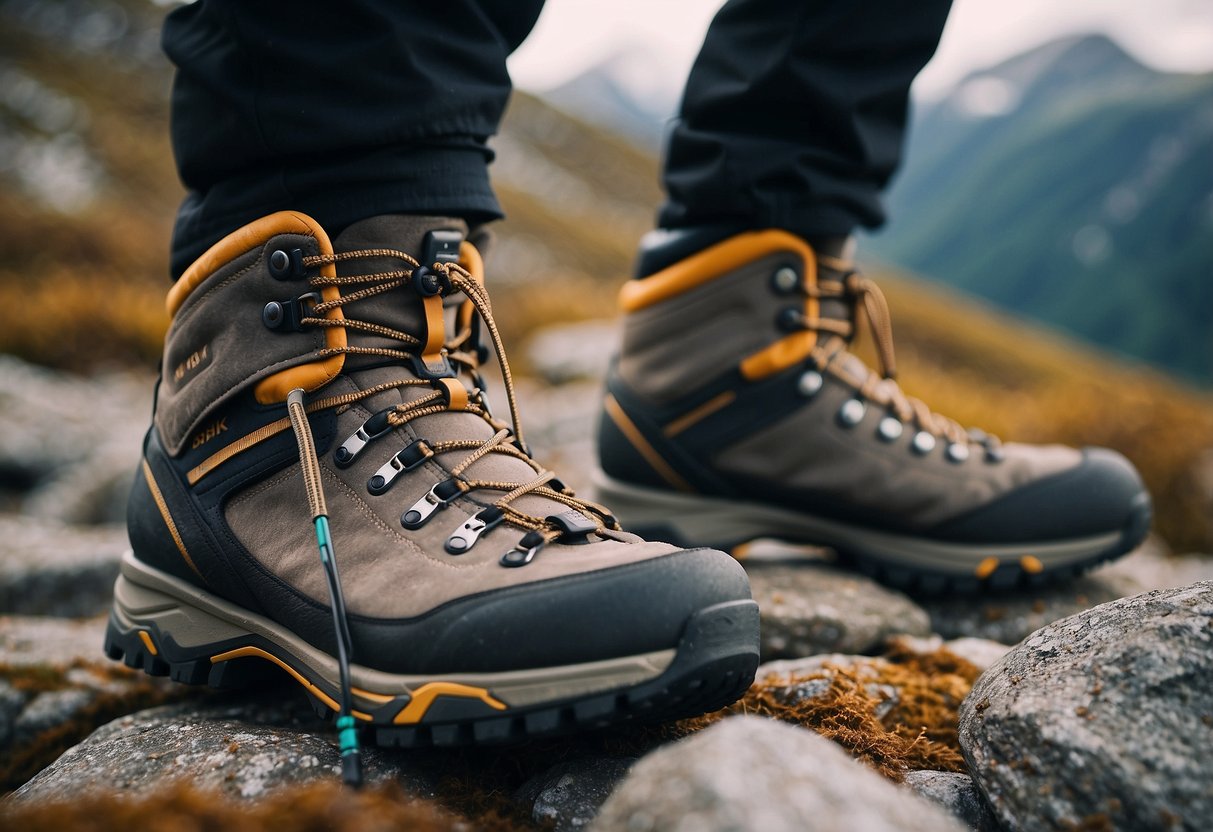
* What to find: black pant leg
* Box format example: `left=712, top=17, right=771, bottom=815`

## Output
left=659, top=0, right=952, bottom=238
left=162, top=0, right=543, bottom=278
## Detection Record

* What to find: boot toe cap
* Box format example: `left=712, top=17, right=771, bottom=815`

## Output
left=353, top=545, right=754, bottom=674
left=931, top=447, right=1151, bottom=545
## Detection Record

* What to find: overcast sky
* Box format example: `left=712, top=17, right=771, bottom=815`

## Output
left=508, top=0, right=1213, bottom=102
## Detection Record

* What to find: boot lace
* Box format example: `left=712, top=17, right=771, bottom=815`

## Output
left=291, top=247, right=623, bottom=556
left=785, top=254, right=1000, bottom=451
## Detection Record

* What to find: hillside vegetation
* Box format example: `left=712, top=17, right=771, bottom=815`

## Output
left=0, top=0, right=1210, bottom=552
left=868, top=36, right=1213, bottom=386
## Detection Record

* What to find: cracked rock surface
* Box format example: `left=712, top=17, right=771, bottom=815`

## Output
left=959, top=582, right=1213, bottom=831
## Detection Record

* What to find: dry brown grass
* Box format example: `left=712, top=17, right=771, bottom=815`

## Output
left=0, top=780, right=521, bottom=832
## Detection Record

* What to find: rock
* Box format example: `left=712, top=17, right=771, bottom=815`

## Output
left=889, top=635, right=1011, bottom=672
left=902, top=771, right=1000, bottom=832
left=916, top=557, right=1143, bottom=645
left=0, top=356, right=150, bottom=525
left=0, top=516, right=126, bottom=616
left=0, top=619, right=184, bottom=791
left=747, top=563, right=932, bottom=659
left=517, top=756, right=636, bottom=831
left=590, top=716, right=967, bottom=832
left=959, top=582, right=1213, bottom=831
left=0, top=614, right=110, bottom=666
left=525, top=321, right=619, bottom=384
left=10, top=694, right=438, bottom=803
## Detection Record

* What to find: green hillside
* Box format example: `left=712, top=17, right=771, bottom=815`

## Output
left=867, top=36, right=1213, bottom=385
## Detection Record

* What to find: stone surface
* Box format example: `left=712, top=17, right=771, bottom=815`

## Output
left=0, top=516, right=126, bottom=616
left=590, top=716, right=967, bottom=832
left=0, top=356, right=150, bottom=525
left=0, top=614, right=110, bottom=666
left=517, top=756, right=636, bottom=831
left=747, top=563, right=932, bottom=659
left=0, top=617, right=182, bottom=789
left=918, top=541, right=1213, bottom=645
left=11, top=694, right=439, bottom=803
left=890, top=635, right=1011, bottom=671
left=959, top=581, right=1213, bottom=831
left=903, top=771, right=1000, bottom=832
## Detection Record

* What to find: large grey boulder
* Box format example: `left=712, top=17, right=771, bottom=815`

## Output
left=747, top=563, right=932, bottom=658
left=959, top=581, right=1213, bottom=831
left=589, top=716, right=967, bottom=832
left=11, top=695, right=438, bottom=803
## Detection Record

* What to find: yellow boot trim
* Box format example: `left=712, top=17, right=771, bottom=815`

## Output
left=618, top=229, right=821, bottom=382
left=393, top=682, right=507, bottom=725
left=141, top=460, right=203, bottom=580
left=138, top=630, right=159, bottom=656
left=604, top=394, right=694, bottom=493
left=165, top=211, right=348, bottom=404
left=209, top=645, right=374, bottom=721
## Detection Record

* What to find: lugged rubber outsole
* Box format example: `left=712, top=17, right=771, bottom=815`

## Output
left=595, top=472, right=1153, bottom=595
left=104, top=554, right=760, bottom=748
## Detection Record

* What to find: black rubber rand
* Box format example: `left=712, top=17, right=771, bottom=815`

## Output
left=103, top=599, right=760, bottom=748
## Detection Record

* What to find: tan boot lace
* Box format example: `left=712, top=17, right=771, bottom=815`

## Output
left=788, top=254, right=999, bottom=450
left=290, top=247, right=622, bottom=557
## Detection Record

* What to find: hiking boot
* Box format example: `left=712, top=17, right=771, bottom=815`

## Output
left=107, top=211, right=759, bottom=753
left=594, top=228, right=1151, bottom=592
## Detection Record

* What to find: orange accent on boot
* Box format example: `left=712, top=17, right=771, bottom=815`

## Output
left=436, top=377, right=470, bottom=411
left=619, top=229, right=818, bottom=312
left=974, top=557, right=1000, bottom=579
left=209, top=646, right=373, bottom=721
left=619, top=230, right=821, bottom=382
left=138, top=630, right=159, bottom=656
left=663, top=391, right=736, bottom=437
left=459, top=240, right=485, bottom=284
left=1019, top=555, right=1044, bottom=574
left=165, top=211, right=348, bottom=404
left=604, top=394, right=694, bottom=493
left=141, top=460, right=204, bottom=580
left=419, top=293, right=448, bottom=374
left=393, top=682, right=506, bottom=725
left=454, top=241, right=485, bottom=339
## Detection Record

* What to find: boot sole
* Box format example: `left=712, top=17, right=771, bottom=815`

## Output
left=104, top=551, right=759, bottom=747
left=593, top=472, right=1152, bottom=593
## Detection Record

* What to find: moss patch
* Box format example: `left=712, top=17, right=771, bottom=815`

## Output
left=0, top=661, right=192, bottom=792
left=0, top=780, right=531, bottom=832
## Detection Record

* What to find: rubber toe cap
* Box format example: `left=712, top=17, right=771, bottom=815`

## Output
left=351, top=546, right=753, bottom=674
left=930, top=447, right=1151, bottom=545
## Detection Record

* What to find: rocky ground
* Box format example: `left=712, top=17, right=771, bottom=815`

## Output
left=2, top=350, right=1212, bottom=831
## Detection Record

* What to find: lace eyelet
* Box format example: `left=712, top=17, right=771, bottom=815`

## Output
left=946, top=443, right=971, bottom=463
left=770, top=265, right=800, bottom=294
left=837, top=398, right=866, bottom=428
left=912, top=431, right=936, bottom=455
left=797, top=370, right=824, bottom=398
left=878, top=416, right=903, bottom=442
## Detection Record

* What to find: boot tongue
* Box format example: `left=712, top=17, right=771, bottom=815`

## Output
left=332, top=214, right=468, bottom=367
left=808, top=235, right=857, bottom=327
left=330, top=216, right=576, bottom=523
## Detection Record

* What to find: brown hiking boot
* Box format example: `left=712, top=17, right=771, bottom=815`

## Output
left=594, top=228, right=1151, bottom=592
left=107, top=211, right=759, bottom=754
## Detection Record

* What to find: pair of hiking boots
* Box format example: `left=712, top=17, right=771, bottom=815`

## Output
left=107, top=212, right=1150, bottom=755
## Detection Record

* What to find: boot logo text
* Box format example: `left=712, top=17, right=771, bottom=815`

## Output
left=174, top=345, right=210, bottom=383
left=191, top=418, right=229, bottom=449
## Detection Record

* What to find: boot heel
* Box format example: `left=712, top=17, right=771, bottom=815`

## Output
left=107, top=571, right=257, bottom=686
